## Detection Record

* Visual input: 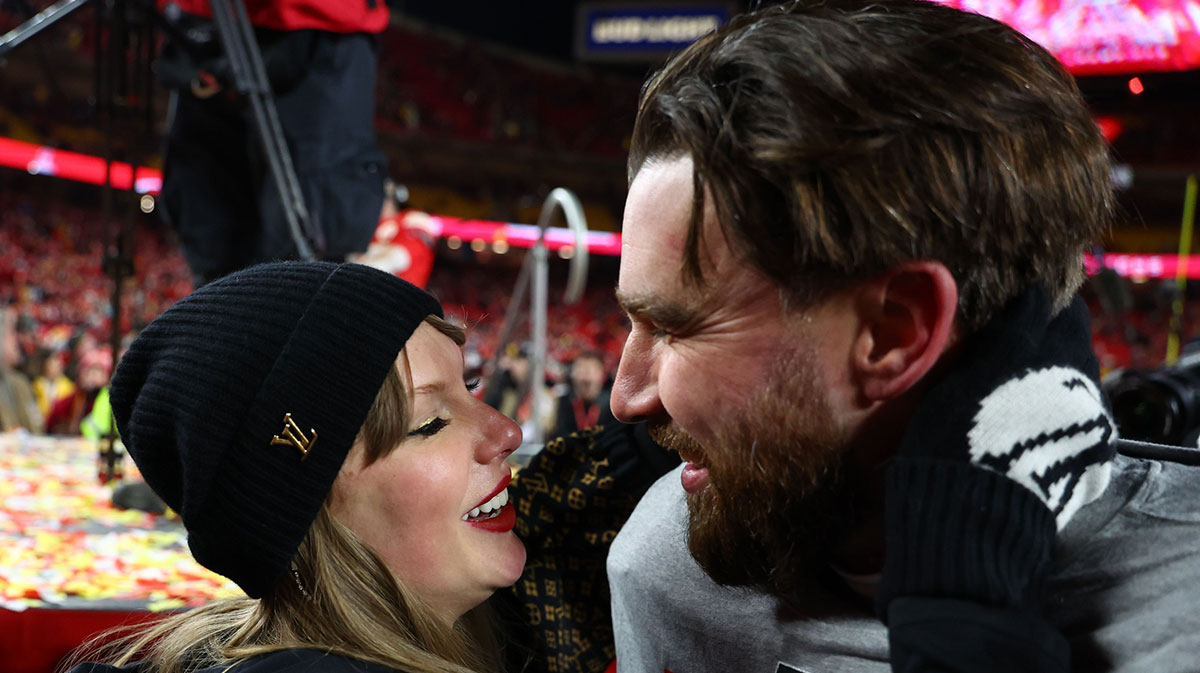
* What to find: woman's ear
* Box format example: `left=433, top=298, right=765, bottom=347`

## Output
left=851, top=262, right=958, bottom=402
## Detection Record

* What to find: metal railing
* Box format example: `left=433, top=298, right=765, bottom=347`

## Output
left=484, top=187, right=590, bottom=460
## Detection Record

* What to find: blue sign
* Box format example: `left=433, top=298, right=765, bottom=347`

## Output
left=576, top=3, right=734, bottom=62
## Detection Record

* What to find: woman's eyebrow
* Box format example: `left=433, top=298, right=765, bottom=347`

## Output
left=412, top=381, right=447, bottom=397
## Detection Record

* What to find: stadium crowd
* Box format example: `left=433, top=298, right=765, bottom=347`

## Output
left=4, top=187, right=1200, bottom=440
left=377, top=23, right=639, bottom=158
left=0, top=192, right=630, bottom=436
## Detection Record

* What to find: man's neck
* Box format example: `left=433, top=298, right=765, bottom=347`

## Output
left=830, top=425, right=903, bottom=574
left=831, top=505, right=886, bottom=575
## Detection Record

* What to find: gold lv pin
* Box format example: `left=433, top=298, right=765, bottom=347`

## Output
left=271, top=413, right=317, bottom=460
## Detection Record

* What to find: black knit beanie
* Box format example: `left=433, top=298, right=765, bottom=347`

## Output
left=110, top=261, right=442, bottom=598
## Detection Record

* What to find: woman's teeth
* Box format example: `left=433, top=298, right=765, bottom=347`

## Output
left=462, top=487, right=510, bottom=521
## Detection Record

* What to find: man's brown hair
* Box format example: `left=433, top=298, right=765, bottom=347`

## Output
left=629, top=0, right=1113, bottom=331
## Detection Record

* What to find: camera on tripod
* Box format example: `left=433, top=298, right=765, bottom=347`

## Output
left=1106, top=348, right=1200, bottom=447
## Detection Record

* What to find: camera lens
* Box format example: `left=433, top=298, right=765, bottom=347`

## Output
left=1108, top=365, right=1200, bottom=445
left=1111, top=376, right=1177, bottom=442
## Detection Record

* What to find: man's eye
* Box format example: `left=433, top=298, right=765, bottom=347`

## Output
left=650, top=326, right=675, bottom=341
left=465, top=377, right=481, bottom=393
left=408, top=417, right=449, bottom=438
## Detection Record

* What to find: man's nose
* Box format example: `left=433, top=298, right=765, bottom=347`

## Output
left=610, top=332, right=665, bottom=424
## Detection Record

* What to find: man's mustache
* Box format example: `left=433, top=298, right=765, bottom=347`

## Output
left=648, top=421, right=706, bottom=463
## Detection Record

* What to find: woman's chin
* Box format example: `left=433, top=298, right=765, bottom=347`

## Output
left=498, top=534, right=528, bottom=586
left=461, top=538, right=526, bottom=617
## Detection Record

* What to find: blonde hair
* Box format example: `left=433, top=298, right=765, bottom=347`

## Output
left=67, top=316, right=501, bottom=673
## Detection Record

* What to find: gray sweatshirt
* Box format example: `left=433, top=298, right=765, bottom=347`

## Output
left=608, top=450, right=1200, bottom=672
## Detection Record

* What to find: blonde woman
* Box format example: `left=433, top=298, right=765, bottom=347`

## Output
left=68, top=262, right=525, bottom=673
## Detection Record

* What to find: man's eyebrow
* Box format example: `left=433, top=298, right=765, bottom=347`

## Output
left=615, top=288, right=700, bottom=329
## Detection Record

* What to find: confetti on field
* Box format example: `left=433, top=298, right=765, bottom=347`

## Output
left=0, top=432, right=242, bottom=611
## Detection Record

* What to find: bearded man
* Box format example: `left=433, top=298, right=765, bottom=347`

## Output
left=605, top=1, right=1200, bottom=672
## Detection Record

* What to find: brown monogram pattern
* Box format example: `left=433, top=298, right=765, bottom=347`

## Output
left=495, top=422, right=678, bottom=673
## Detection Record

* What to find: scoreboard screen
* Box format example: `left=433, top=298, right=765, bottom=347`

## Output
left=935, top=0, right=1200, bottom=75
left=576, top=3, right=733, bottom=63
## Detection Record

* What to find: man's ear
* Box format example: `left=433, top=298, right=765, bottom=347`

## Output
left=851, top=262, right=957, bottom=402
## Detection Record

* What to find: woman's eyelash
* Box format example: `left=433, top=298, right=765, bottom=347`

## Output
left=408, top=417, right=448, bottom=438
left=407, top=379, right=477, bottom=437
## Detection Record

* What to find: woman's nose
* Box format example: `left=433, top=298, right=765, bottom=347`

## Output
left=479, top=404, right=522, bottom=463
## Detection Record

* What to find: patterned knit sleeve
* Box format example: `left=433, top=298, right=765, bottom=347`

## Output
left=493, top=422, right=680, bottom=673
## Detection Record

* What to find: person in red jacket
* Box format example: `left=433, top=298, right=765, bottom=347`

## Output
left=351, top=179, right=437, bottom=289
left=155, top=0, right=390, bottom=286
left=166, top=0, right=388, bottom=34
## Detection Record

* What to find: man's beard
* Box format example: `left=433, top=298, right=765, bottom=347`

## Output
left=652, top=348, right=855, bottom=598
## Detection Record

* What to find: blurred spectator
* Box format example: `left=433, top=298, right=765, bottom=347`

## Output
left=31, top=348, right=76, bottom=418
left=551, top=350, right=613, bottom=439
left=14, top=311, right=40, bottom=378
left=65, top=328, right=99, bottom=384
left=0, top=306, right=43, bottom=432
left=485, top=342, right=532, bottom=421
left=81, top=376, right=117, bottom=441
left=45, top=346, right=111, bottom=436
